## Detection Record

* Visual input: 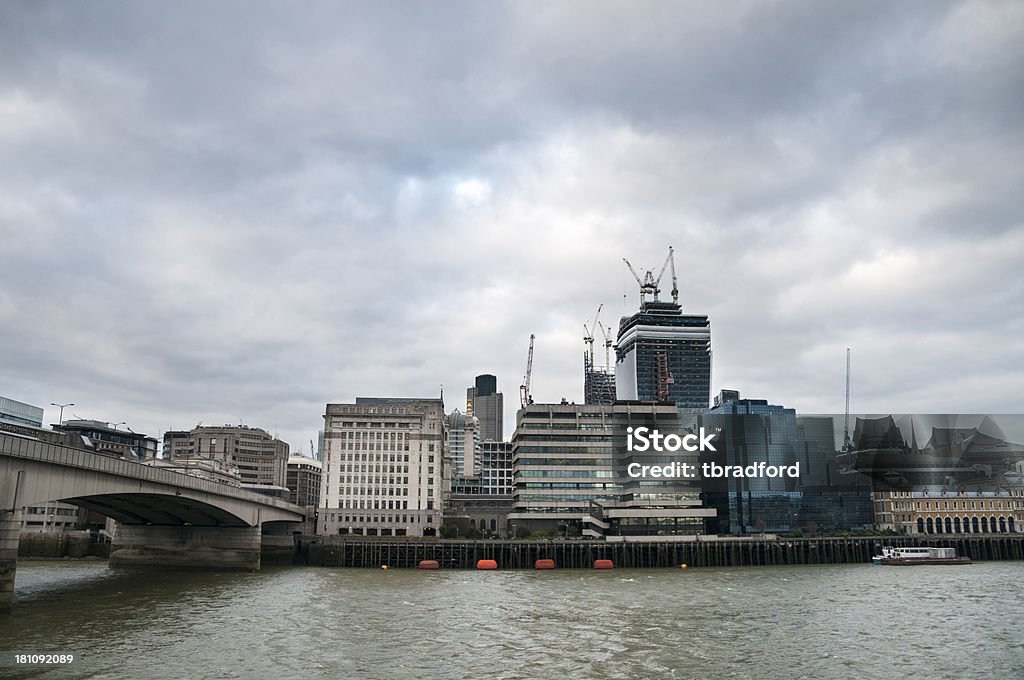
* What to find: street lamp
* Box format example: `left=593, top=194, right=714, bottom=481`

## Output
left=50, top=402, right=74, bottom=427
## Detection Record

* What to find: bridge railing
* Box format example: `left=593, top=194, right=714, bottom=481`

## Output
left=0, top=433, right=299, bottom=512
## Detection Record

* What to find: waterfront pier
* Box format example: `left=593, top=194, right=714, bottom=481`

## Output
left=305, top=535, right=1024, bottom=569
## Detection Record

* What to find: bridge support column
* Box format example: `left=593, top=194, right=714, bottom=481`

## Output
left=110, top=524, right=262, bottom=571
left=0, top=509, right=21, bottom=614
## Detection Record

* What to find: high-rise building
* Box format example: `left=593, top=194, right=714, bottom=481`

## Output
left=467, top=374, right=503, bottom=441
left=614, top=300, right=711, bottom=412
left=287, top=455, right=322, bottom=509
left=319, top=397, right=446, bottom=537
left=478, top=440, right=513, bottom=496
left=446, top=409, right=480, bottom=479
left=696, top=391, right=873, bottom=535
left=509, top=401, right=712, bottom=538
left=163, top=425, right=288, bottom=487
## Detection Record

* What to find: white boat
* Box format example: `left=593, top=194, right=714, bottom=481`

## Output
left=871, top=546, right=971, bottom=565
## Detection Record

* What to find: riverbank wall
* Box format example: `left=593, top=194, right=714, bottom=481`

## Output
left=17, top=532, right=111, bottom=560
left=303, top=535, right=1024, bottom=569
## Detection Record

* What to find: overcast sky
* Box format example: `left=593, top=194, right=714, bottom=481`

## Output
left=2, top=1, right=1022, bottom=451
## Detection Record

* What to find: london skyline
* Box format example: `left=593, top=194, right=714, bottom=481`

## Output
left=2, top=1, right=1022, bottom=450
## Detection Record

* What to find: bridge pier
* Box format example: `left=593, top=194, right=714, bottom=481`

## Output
left=0, top=510, right=20, bottom=614
left=110, top=524, right=262, bottom=571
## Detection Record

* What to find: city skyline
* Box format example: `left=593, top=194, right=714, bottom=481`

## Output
left=2, top=2, right=1022, bottom=451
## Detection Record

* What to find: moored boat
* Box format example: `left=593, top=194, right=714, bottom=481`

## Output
left=872, top=546, right=972, bottom=565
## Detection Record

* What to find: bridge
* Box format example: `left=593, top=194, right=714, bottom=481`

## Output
left=0, top=433, right=307, bottom=612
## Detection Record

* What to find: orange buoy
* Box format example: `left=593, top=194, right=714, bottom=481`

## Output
left=593, top=559, right=614, bottom=570
left=534, top=559, right=556, bottom=570
left=418, top=560, right=440, bottom=570
left=476, top=559, right=498, bottom=570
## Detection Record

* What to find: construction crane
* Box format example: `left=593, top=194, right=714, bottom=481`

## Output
left=597, top=320, right=613, bottom=370
left=583, top=304, right=603, bottom=370
left=623, top=246, right=679, bottom=305
left=520, top=334, right=535, bottom=408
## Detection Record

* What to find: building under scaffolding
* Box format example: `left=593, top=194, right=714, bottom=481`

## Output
left=583, top=307, right=617, bottom=405
left=584, top=354, right=616, bottom=405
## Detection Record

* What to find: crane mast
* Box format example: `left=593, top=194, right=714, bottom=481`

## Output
left=668, top=245, right=678, bottom=303
left=597, top=320, right=613, bottom=370
left=583, top=304, right=603, bottom=369
left=520, top=334, right=535, bottom=408
left=622, top=246, right=678, bottom=305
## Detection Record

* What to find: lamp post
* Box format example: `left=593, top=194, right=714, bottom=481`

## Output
left=50, top=402, right=74, bottom=427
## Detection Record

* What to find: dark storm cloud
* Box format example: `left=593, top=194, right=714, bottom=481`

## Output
left=1, top=1, right=1021, bottom=448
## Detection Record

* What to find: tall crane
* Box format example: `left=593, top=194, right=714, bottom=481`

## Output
left=520, top=334, right=535, bottom=408
left=583, top=304, right=603, bottom=369
left=597, top=320, right=613, bottom=370
left=623, top=246, right=679, bottom=305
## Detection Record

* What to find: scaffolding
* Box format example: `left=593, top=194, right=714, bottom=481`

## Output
left=584, top=305, right=616, bottom=405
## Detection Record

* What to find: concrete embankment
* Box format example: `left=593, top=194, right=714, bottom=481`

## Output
left=301, top=535, right=1024, bottom=569
left=17, top=532, right=111, bottom=560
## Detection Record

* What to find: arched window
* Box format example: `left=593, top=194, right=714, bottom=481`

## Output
left=999, top=517, right=1007, bottom=533
left=991, top=516, right=998, bottom=533
left=945, top=517, right=953, bottom=533
left=917, top=517, right=925, bottom=534
left=973, top=517, right=980, bottom=533
left=954, top=517, right=962, bottom=533
left=926, top=517, right=934, bottom=534
left=1009, top=517, right=1016, bottom=533
left=981, top=516, right=989, bottom=533
left=935, top=517, right=943, bottom=533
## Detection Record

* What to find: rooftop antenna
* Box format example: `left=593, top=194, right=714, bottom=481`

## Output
left=843, top=348, right=852, bottom=451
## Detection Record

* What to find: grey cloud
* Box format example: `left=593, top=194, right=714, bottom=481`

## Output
left=1, top=1, right=1021, bottom=448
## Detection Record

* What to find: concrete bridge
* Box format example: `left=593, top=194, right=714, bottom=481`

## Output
left=0, top=433, right=307, bottom=612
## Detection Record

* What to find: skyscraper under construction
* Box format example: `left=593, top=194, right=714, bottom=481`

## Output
left=615, top=247, right=712, bottom=412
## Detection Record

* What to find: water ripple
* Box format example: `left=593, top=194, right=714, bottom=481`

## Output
left=2, top=562, right=1023, bottom=679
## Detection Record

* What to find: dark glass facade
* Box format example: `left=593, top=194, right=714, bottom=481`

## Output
left=614, top=300, right=711, bottom=411
left=695, top=396, right=873, bottom=534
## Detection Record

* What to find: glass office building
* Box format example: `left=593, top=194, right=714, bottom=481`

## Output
left=510, top=401, right=712, bottom=538
left=695, top=393, right=873, bottom=534
left=614, top=300, right=711, bottom=412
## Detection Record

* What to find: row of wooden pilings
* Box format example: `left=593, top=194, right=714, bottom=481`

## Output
left=304, top=535, right=1024, bottom=569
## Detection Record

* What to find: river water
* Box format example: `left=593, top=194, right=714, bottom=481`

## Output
left=2, top=560, right=1022, bottom=679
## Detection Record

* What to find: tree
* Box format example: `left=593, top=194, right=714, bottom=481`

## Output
left=439, top=524, right=459, bottom=539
